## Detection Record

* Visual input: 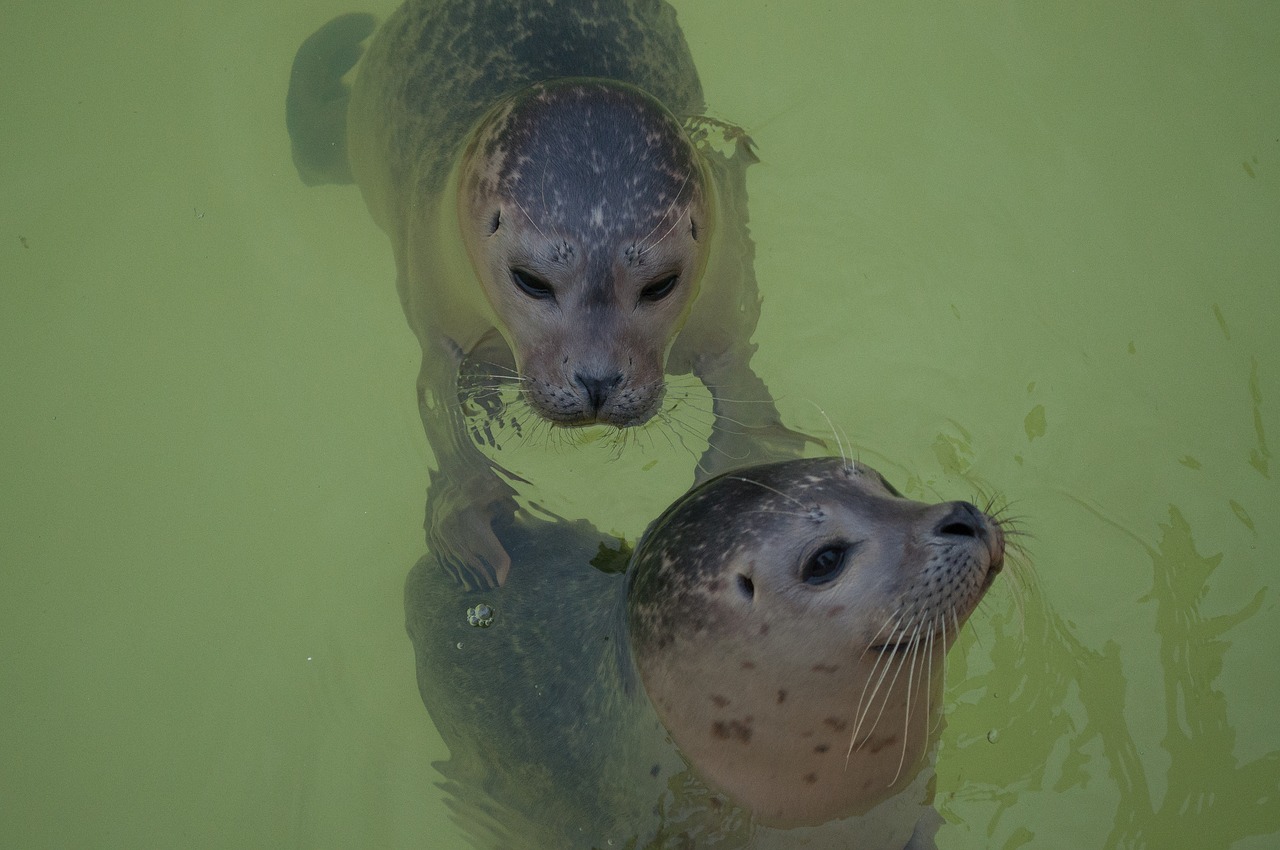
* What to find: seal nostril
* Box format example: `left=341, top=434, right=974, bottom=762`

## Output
left=936, top=502, right=982, bottom=538
left=575, top=371, right=623, bottom=411
left=736, top=574, right=755, bottom=600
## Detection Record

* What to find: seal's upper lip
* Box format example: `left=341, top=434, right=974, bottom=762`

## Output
left=869, top=632, right=945, bottom=654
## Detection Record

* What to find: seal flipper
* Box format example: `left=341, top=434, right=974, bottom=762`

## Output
left=285, top=13, right=377, bottom=186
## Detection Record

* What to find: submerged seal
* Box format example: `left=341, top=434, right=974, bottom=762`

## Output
left=287, top=0, right=811, bottom=590
left=405, top=457, right=1007, bottom=848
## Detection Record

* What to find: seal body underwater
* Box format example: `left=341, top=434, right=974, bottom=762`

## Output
left=287, top=0, right=811, bottom=590
left=404, top=457, right=1007, bottom=849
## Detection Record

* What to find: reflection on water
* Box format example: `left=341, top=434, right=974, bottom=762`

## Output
left=939, top=497, right=1278, bottom=848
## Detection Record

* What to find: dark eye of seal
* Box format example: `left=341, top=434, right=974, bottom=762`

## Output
left=512, top=268, right=555, bottom=301
left=801, top=544, right=850, bottom=585
left=639, top=274, right=679, bottom=303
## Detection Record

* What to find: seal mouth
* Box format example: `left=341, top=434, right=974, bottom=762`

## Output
left=979, top=523, right=1007, bottom=591
left=869, top=632, right=946, bottom=655
left=869, top=640, right=913, bottom=655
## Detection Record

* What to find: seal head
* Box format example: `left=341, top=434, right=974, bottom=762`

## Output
left=627, top=457, right=1005, bottom=827
left=457, top=79, right=711, bottom=427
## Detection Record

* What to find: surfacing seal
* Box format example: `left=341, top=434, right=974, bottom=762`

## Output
left=405, top=456, right=1007, bottom=848
left=628, top=456, right=1006, bottom=829
left=287, top=0, right=812, bottom=590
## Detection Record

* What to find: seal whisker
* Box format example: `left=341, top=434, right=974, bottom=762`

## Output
left=648, top=411, right=687, bottom=455
left=658, top=406, right=716, bottom=443
left=889, top=620, right=928, bottom=786
left=659, top=401, right=721, bottom=431
left=702, top=411, right=766, bottom=435
left=925, top=621, right=943, bottom=736
left=653, top=411, right=712, bottom=476
left=510, top=196, right=550, bottom=243
left=934, top=615, right=950, bottom=735
left=697, top=392, right=789, bottom=405
left=848, top=610, right=915, bottom=759
left=857, top=612, right=903, bottom=664
left=806, top=401, right=849, bottom=468
left=637, top=170, right=691, bottom=254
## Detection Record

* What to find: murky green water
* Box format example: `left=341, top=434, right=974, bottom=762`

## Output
left=2, top=2, right=1276, bottom=848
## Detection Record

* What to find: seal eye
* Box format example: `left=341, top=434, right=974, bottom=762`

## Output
left=640, top=275, right=678, bottom=303
left=802, top=544, right=849, bottom=585
left=512, top=268, right=555, bottom=301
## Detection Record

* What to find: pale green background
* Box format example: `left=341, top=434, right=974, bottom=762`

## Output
left=2, top=2, right=1276, bottom=848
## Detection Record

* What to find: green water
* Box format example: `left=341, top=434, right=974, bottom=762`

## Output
left=2, top=2, right=1276, bottom=848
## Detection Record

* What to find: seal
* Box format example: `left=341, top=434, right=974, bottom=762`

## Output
left=287, top=0, right=811, bottom=590
left=405, top=456, right=1008, bottom=848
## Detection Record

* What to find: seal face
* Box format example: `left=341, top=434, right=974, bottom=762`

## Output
left=458, top=79, right=711, bottom=426
left=627, top=457, right=1005, bottom=827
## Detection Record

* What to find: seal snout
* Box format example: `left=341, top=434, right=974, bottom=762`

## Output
left=933, top=500, right=1005, bottom=580
left=574, top=369, right=623, bottom=415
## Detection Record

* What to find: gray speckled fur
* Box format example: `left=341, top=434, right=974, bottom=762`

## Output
left=357, top=0, right=703, bottom=200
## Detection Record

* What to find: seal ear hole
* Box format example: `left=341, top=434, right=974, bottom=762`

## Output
left=488, top=210, right=501, bottom=234
left=736, top=574, right=755, bottom=601
left=690, top=218, right=699, bottom=241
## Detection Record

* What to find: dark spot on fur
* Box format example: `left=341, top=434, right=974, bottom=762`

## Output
left=800, top=730, right=814, bottom=738
left=804, top=772, right=818, bottom=785
left=711, top=719, right=753, bottom=743
left=823, top=717, right=849, bottom=732
left=814, top=743, right=830, bottom=754
left=741, top=660, right=756, bottom=670
left=811, top=663, right=839, bottom=674
left=650, top=764, right=661, bottom=778
left=706, top=578, right=723, bottom=592
left=758, top=622, right=769, bottom=636
left=711, top=694, right=729, bottom=708
left=826, top=604, right=846, bottom=617
left=776, top=689, right=787, bottom=705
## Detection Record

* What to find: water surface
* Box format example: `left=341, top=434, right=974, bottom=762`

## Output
left=2, top=1, right=1276, bottom=848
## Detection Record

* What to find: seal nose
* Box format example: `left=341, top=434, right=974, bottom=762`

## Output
left=934, top=501, right=985, bottom=540
left=574, top=370, right=623, bottom=413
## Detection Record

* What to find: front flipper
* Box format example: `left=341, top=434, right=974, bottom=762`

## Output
left=425, top=466, right=521, bottom=591
left=417, top=337, right=527, bottom=591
